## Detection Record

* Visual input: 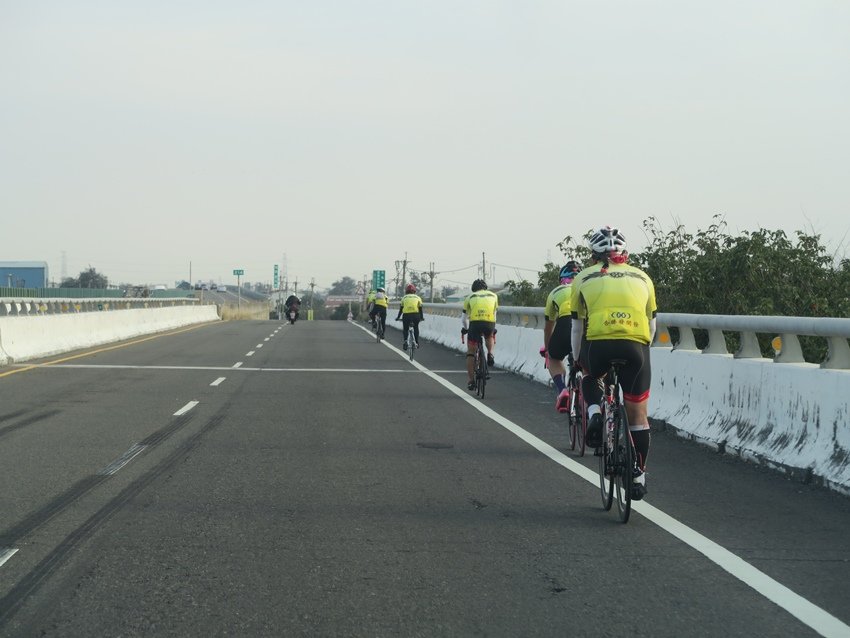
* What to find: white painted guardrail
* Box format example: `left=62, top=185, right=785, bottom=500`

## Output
left=0, top=304, right=219, bottom=365
left=386, top=303, right=850, bottom=494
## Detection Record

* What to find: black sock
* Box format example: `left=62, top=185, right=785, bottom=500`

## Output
left=631, top=429, right=650, bottom=470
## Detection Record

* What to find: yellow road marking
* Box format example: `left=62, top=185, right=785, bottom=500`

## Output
left=0, top=323, right=212, bottom=379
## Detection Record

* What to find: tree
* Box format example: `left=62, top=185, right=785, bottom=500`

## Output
left=501, top=279, right=540, bottom=306
left=329, top=276, right=357, bottom=295
left=61, top=266, right=109, bottom=289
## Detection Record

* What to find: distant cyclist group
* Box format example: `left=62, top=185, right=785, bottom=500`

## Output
left=363, top=225, right=656, bottom=500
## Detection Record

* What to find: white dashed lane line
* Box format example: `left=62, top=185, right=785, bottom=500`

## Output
left=232, top=362, right=243, bottom=368
left=256, top=344, right=263, bottom=349
left=0, top=548, right=19, bottom=569
left=246, top=351, right=255, bottom=357
left=173, top=401, right=199, bottom=416
left=210, top=377, right=226, bottom=387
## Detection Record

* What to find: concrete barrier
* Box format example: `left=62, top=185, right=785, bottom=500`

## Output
left=0, top=305, right=220, bottom=364
left=384, top=312, right=850, bottom=494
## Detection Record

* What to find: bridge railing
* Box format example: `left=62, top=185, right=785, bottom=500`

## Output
left=411, top=303, right=850, bottom=370
left=0, top=297, right=199, bottom=317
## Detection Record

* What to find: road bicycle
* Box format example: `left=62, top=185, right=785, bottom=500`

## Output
left=404, top=320, right=418, bottom=361
left=474, top=338, right=488, bottom=398
left=595, top=359, right=638, bottom=523
left=374, top=313, right=385, bottom=342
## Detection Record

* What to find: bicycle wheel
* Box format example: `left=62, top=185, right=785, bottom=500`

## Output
left=597, top=432, right=614, bottom=511
left=475, top=347, right=487, bottom=398
left=614, top=404, right=633, bottom=523
left=408, top=331, right=415, bottom=361
left=567, top=399, right=577, bottom=451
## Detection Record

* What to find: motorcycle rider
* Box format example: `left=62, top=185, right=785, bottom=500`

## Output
left=284, top=294, right=301, bottom=321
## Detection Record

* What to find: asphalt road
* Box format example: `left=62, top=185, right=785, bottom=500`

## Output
left=1, top=319, right=849, bottom=637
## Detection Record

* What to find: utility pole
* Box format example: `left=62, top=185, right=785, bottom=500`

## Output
left=309, top=278, right=315, bottom=320
left=429, top=261, right=436, bottom=302
left=401, top=252, right=408, bottom=295
left=482, top=252, right=487, bottom=282
left=293, top=279, right=298, bottom=296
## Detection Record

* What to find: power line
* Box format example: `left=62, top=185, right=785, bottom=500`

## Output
left=491, top=262, right=541, bottom=273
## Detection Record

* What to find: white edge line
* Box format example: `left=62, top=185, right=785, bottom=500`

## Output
left=232, top=362, right=243, bottom=368
left=173, top=400, right=199, bottom=416
left=0, top=548, right=19, bottom=568
left=210, top=377, right=226, bottom=386
left=351, top=320, right=850, bottom=638
left=98, top=443, right=148, bottom=476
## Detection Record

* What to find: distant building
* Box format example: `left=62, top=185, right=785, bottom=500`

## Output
left=0, top=261, right=49, bottom=288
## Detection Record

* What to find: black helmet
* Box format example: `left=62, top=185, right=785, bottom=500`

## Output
left=559, top=261, right=580, bottom=281
left=471, top=279, right=488, bottom=292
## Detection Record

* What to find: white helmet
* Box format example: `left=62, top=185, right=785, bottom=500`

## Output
left=589, top=225, right=627, bottom=257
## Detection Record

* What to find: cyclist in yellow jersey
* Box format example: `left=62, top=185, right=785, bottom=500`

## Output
left=461, top=279, right=498, bottom=391
left=395, top=283, right=424, bottom=349
left=365, top=289, right=377, bottom=324
left=570, top=226, right=657, bottom=500
left=370, top=287, right=389, bottom=337
left=541, top=261, right=581, bottom=412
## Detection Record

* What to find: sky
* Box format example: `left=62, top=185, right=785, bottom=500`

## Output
left=2, top=0, right=849, bottom=291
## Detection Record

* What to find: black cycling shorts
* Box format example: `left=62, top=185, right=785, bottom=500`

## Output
left=547, top=316, right=573, bottom=361
left=580, top=339, right=651, bottom=403
left=467, top=320, right=496, bottom=345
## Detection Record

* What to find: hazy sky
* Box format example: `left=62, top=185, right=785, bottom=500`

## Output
left=2, top=1, right=849, bottom=290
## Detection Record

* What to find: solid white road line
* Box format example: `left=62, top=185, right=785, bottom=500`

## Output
left=232, top=362, right=243, bottom=368
left=210, top=377, right=226, bottom=386
left=246, top=351, right=255, bottom=357
left=173, top=400, right=199, bottom=416
left=0, top=548, right=19, bottom=569
left=352, top=321, right=850, bottom=638
left=98, top=444, right=148, bottom=476
left=33, top=363, right=504, bottom=374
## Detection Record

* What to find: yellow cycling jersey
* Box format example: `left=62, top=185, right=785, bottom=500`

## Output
left=366, top=291, right=376, bottom=303
left=373, top=291, right=389, bottom=308
left=400, top=293, right=423, bottom=314
left=570, top=262, right=657, bottom=344
left=463, top=290, right=498, bottom=322
left=544, top=284, right=572, bottom=321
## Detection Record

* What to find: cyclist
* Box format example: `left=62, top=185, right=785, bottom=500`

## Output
left=541, top=261, right=581, bottom=412
left=461, top=279, right=498, bottom=391
left=369, top=287, right=389, bottom=337
left=570, top=226, right=657, bottom=500
left=365, top=289, right=376, bottom=324
left=395, top=283, right=424, bottom=350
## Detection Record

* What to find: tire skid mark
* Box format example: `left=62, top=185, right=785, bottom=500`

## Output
left=0, top=410, right=229, bottom=629
left=0, top=410, right=63, bottom=441
left=0, top=409, right=29, bottom=424
left=0, top=414, right=193, bottom=559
